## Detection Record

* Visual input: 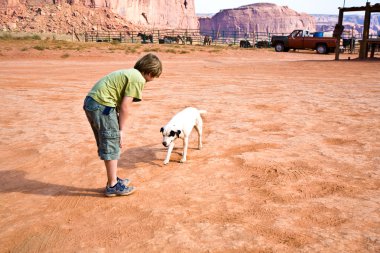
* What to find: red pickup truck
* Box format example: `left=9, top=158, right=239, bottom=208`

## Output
left=271, top=30, right=337, bottom=54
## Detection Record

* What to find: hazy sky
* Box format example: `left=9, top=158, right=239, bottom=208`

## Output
left=193, top=0, right=380, bottom=14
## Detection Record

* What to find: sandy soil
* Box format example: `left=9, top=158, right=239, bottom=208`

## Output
left=0, top=41, right=379, bottom=253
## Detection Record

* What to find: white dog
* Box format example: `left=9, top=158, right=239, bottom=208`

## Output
left=160, top=107, right=206, bottom=164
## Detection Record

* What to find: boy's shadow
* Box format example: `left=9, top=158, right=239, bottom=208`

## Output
left=0, top=170, right=103, bottom=197
left=1, top=144, right=164, bottom=197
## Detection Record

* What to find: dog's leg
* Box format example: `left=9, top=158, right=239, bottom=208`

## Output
left=163, top=142, right=175, bottom=165
left=180, top=137, right=189, bottom=163
left=195, top=117, right=203, bottom=150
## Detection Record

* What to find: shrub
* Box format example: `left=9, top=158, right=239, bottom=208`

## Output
left=61, top=53, right=70, bottom=58
left=125, top=48, right=137, bottom=54
left=33, top=45, right=46, bottom=51
left=165, top=49, right=177, bottom=54
left=0, top=33, right=41, bottom=40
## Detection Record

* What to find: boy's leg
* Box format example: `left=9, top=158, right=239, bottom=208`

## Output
left=105, top=160, right=118, bottom=187
left=84, top=98, right=134, bottom=196
left=104, top=159, right=135, bottom=197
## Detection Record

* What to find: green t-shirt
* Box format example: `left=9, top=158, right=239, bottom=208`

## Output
left=88, top=69, right=146, bottom=108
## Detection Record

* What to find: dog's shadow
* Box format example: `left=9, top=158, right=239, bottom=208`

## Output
left=119, top=143, right=198, bottom=167
left=119, top=144, right=163, bottom=169
left=0, top=170, right=103, bottom=197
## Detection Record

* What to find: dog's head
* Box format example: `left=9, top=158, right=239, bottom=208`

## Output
left=160, top=127, right=181, bottom=147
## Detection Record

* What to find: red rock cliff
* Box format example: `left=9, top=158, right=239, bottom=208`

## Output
left=84, top=0, right=198, bottom=29
left=0, top=0, right=198, bottom=32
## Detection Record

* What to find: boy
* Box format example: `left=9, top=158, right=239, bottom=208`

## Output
left=83, top=53, right=162, bottom=197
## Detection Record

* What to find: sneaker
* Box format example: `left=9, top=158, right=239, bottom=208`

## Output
left=105, top=181, right=136, bottom=197
left=117, top=177, right=131, bottom=186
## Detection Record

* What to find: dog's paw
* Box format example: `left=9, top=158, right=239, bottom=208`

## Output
left=163, top=160, right=169, bottom=165
left=180, top=158, right=186, bottom=163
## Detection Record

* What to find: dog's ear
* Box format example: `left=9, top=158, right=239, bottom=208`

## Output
left=176, top=130, right=181, bottom=137
left=160, top=127, right=164, bottom=133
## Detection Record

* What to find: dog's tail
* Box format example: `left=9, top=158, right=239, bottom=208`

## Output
left=198, top=109, right=207, bottom=115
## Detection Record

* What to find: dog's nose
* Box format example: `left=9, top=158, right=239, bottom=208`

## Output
left=162, top=141, right=167, bottom=147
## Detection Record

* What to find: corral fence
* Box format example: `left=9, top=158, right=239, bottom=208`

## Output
left=84, top=28, right=287, bottom=47
left=83, top=28, right=379, bottom=53
left=339, top=29, right=380, bottom=53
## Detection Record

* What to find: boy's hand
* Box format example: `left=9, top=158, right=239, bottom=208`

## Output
left=118, top=96, right=133, bottom=149
left=119, top=131, right=124, bottom=148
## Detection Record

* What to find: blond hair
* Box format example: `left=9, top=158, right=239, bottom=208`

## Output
left=134, top=53, right=162, bottom=77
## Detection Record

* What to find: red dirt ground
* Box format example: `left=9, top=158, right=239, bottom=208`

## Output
left=0, top=41, right=379, bottom=252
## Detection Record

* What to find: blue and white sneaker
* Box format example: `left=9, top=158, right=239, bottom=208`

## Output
left=105, top=181, right=136, bottom=197
left=117, top=177, right=131, bottom=186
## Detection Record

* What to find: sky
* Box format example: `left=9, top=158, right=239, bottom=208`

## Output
left=193, top=0, right=380, bottom=15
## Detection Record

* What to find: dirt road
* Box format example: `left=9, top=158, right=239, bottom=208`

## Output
left=0, top=42, right=379, bottom=252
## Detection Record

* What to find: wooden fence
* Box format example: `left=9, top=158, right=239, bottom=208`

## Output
left=84, top=29, right=287, bottom=47
left=83, top=28, right=378, bottom=52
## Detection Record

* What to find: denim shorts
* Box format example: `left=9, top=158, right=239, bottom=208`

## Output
left=83, top=96, right=120, bottom=160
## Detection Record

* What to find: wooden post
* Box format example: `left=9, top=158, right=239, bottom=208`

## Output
left=73, top=29, right=80, bottom=42
left=370, top=42, right=375, bottom=58
left=334, top=8, right=344, bottom=60
left=351, top=27, right=354, bottom=53
left=359, top=2, right=371, bottom=59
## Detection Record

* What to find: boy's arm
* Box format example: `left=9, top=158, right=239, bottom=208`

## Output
left=118, top=96, right=134, bottom=148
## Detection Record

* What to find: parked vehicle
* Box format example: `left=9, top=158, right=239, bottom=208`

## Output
left=271, top=29, right=337, bottom=54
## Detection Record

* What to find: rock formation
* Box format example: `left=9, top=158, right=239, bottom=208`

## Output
left=0, top=0, right=198, bottom=34
left=313, top=14, right=380, bottom=37
left=88, top=0, right=198, bottom=29
left=199, top=3, right=316, bottom=35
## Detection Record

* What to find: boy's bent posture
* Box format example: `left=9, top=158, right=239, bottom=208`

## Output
left=83, top=53, right=162, bottom=197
